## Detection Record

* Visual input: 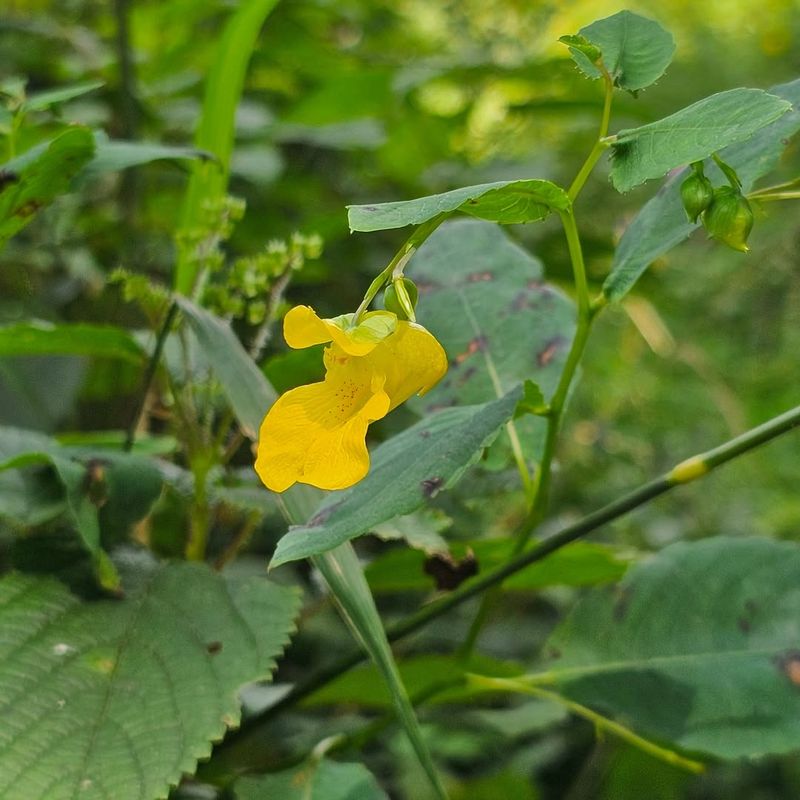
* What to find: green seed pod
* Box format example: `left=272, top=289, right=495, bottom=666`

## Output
left=383, top=278, right=419, bottom=321
left=680, top=171, right=714, bottom=223
left=702, top=186, right=754, bottom=253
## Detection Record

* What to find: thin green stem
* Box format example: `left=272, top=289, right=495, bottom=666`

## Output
left=567, top=75, right=613, bottom=202
left=352, top=214, right=448, bottom=323
left=124, top=301, right=179, bottom=452
left=468, top=676, right=705, bottom=774
left=749, top=191, right=800, bottom=203
left=214, top=399, right=800, bottom=757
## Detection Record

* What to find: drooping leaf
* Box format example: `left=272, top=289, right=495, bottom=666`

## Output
left=23, top=81, right=104, bottom=112
left=604, top=78, right=800, bottom=301
left=406, top=219, right=574, bottom=465
left=270, top=389, right=522, bottom=567
left=0, top=126, right=95, bottom=250
left=347, top=179, right=570, bottom=232
left=565, top=11, right=675, bottom=93
left=365, top=540, right=631, bottom=594
left=542, top=536, right=800, bottom=759
left=0, top=321, right=145, bottom=363
left=0, top=565, right=299, bottom=800
left=176, top=297, right=276, bottom=440
left=80, top=133, right=212, bottom=181
left=235, top=758, right=388, bottom=800
left=610, top=88, right=791, bottom=192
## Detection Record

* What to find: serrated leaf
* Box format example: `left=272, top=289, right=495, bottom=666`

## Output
left=566, top=11, right=675, bottom=93
left=176, top=297, right=276, bottom=440
left=604, top=78, right=800, bottom=300
left=235, top=758, right=388, bottom=800
left=270, top=389, right=522, bottom=567
left=610, top=88, right=791, bottom=192
left=0, top=565, right=299, bottom=800
left=0, top=321, right=145, bottom=362
left=542, top=536, right=800, bottom=759
left=0, top=126, right=95, bottom=250
left=347, top=179, right=570, bottom=232
left=407, top=219, right=574, bottom=467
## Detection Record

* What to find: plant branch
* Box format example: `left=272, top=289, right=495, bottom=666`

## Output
left=567, top=75, right=613, bottom=202
left=124, top=300, right=179, bottom=452
left=214, top=399, right=800, bottom=757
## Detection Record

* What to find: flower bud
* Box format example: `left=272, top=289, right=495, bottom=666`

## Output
left=702, top=186, right=754, bottom=253
left=383, top=278, right=419, bottom=321
left=680, top=171, right=714, bottom=223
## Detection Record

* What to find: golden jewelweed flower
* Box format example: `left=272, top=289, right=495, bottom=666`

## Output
left=256, top=305, right=447, bottom=492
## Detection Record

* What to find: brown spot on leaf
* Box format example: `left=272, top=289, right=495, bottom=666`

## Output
left=421, top=476, right=445, bottom=498
left=0, top=170, right=18, bottom=190
left=776, top=650, right=800, bottom=685
left=424, top=549, right=478, bottom=591
left=511, top=292, right=529, bottom=311
left=308, top=501, right=343, bottom=528
left=206, top=641, right=223, bottom=655
left=537, top=338, right=563, bottom=367
left=738, top=617, right=751, bottom=634
left=16, top=199, right=42, bottom=218
left=613, top=587, right=631, bottom=621
left=527, top=279, right=545, bottom=289
left=415, top=280, right=439, bottom=295
left=456, top=365, right=477, bottom=386
left=467, top=271, right=493, bottom=282
left=454, top=335, right=488, bottom=364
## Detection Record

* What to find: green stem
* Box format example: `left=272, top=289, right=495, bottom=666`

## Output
left=124, top=301, right=179, bottom=452
left=567, top=75, right=613, bottom=202
left=215, top=399, right=800, bottom=750
left=352, top=213, right=448, bottom=323
left=748, top=191, right=800, bottom=203
left=468, top=676, right=705, bottom=774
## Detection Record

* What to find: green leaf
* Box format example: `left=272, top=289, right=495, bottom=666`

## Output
left=0, top=321, right=145, bottom=362
left=305, top=653, right=523, bottom=709
left=604, top=78, right=800, bottom=301
left=517, top=380, right=547, bottom=417
left=365, top=540, right=631, bottom=594
left=0, top=565, right=299, bottom=800
left=23, top=81, right=104, bottom=112
left=0, top=427, right=164, bottom=588
left=235, top=758, right=388, bottom=800
left=610, top=88, right=791, bottom=192
left=80, top=133, right=212, bottom=181
left=175, top=0, right=281, bottom=294
left=347, top=179, right=570, bottom=232
left=270, top=388, right=522, bottom=567
left=177, top=297, right=276, bottom=439
left=542, top=536, right=800, bottom=759
left=0, top=126, right=95, bottom=250
left=407, top=219, right=574, bottom=466
left=565, top=11, right=675, bottom=93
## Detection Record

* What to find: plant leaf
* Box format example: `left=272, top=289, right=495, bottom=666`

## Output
left=0, top=126, right=95, bottom=250
left=407, top=219, right=574, bottom=466
left=542, top=536, right=800, bottom=759
left=235, top=758, right=388, bottom=800
left=0, top=564, right=299, bottom=800
left=176, top=297, right=276, bottom=440
left=270, top=388, right=522, bottom=567
left=347, top=179, right=570, bottom=232
left=23, top=81, right=104, bottom=112
left=0, top=321, right=145, bottom=362
left=565, top=11, right=675, bottom=93
left=610, top=88, right=791, bottom=192
left=604, top=78, right=800, bottom=301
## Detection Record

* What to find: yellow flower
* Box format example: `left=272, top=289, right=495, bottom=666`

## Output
left=255, top=305, right=448, bottom=492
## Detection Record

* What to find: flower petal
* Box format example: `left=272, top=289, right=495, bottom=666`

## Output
left=367, top=321, right=448, bottom=410
left=283, top=305, right=335, bottom=350
left=255, top=359, right=390, bottom=492
left=283, top=306, right=398, bottom=356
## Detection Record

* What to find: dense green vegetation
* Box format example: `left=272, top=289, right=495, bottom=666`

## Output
left=2, top=2, right=800, bottom=798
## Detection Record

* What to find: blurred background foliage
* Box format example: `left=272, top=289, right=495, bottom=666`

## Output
left=1, top=0, right=800, bottom=797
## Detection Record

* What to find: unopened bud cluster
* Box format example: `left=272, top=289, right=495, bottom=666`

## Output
left=680, top=160, right=754, bottom=253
